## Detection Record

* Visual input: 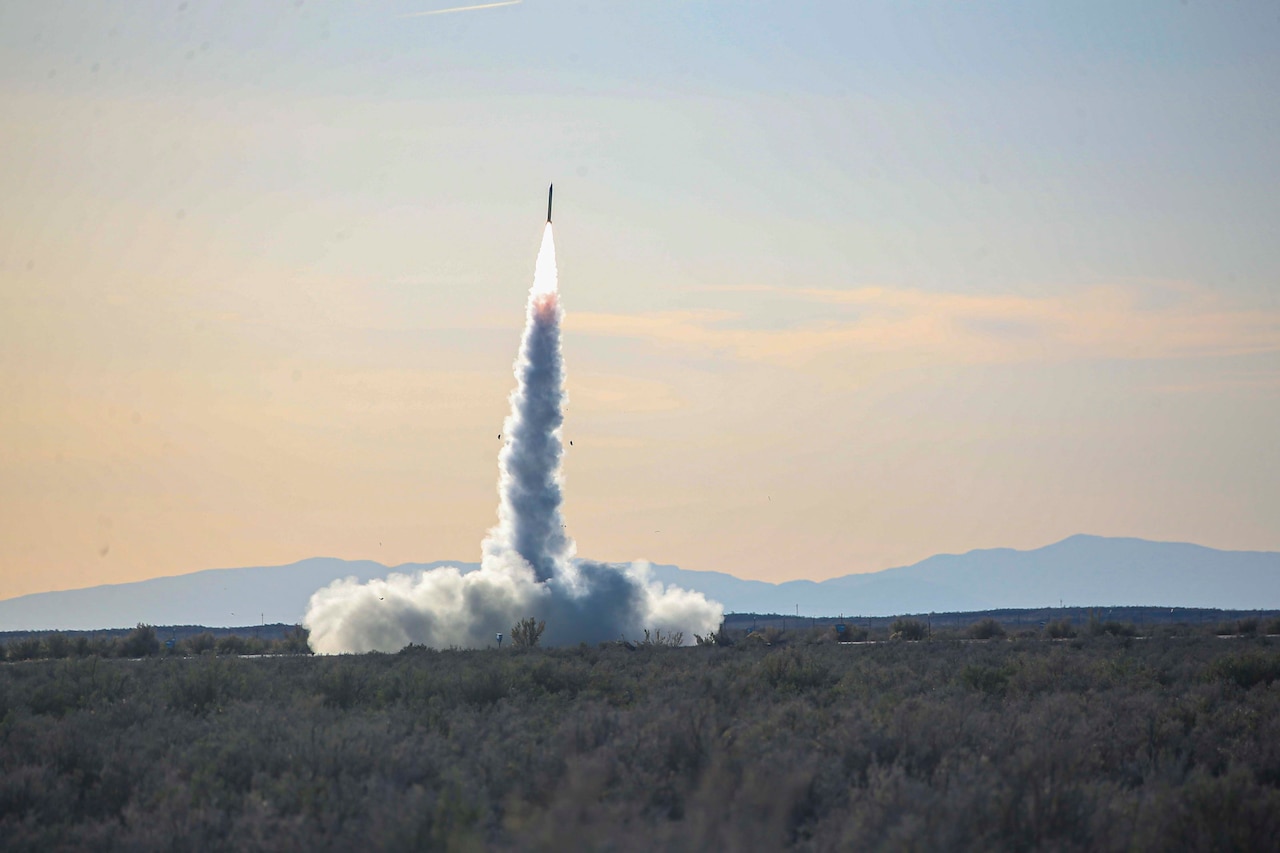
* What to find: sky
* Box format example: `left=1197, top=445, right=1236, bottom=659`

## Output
left=1, top=1, right=1278, bottom=600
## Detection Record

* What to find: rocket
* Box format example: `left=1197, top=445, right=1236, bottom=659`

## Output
left=547, top=183, right=553, bottom=223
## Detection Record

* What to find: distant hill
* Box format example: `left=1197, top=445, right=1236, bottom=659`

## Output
left=1, top=535, right=1277, bottom=631
left=646, top=535, right=1280, bottom=616
left=0, top=559, right=472, bottom=632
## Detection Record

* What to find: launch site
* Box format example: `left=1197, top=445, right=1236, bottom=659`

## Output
left=2, top=2, right=1278, bottom=849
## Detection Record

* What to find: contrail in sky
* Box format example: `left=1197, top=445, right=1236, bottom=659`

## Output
left=403, top=0, right=522, bottom=16
left=303, top=204, right=723, bottom=653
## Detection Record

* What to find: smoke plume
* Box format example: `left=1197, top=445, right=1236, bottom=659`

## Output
left=305, top=223, right=722, bottom=653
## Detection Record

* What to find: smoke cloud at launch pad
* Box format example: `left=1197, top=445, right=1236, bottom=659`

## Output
left=304, top=222, right=723, bottom=653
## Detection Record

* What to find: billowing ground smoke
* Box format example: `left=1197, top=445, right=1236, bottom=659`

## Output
left=305, top=224, right=722, bottom=653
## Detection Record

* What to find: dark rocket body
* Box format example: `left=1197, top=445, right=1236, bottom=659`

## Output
left=547, top=184, right=553, bottom=223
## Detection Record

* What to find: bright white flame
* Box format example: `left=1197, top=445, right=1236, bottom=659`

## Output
left=530, top=223, right=558, bottom=297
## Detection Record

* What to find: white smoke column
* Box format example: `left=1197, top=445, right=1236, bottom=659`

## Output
left=304, top=222, right=723, bottom=653
left=483, top=224, right=572, bottom=581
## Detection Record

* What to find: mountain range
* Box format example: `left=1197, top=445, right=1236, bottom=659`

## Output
left=1, top=535, right=1277, bottom=631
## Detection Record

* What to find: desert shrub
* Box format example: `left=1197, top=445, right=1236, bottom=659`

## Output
left=183, top=632, right=217, bottom=655
left=1209, top=652, right=1280, bottom=689
left=1151, top=623, right=1193, bottom=639
left=1045, top=619, right=1077, bottom=639
left=890, top=619, right=927, bottom=641
left=120, top=624, right=160, bottom=658
left=758, top=648, right=834, bottom=692
left=90, top=636, right=119, bottom=657
left=969, top=618, right=1006, bottom=640
left=4, top=631, right=1280, bottom=850
left=960, top=662, right=1011, bottom=695
left=1214, top=619, right=1262, bottom=636
left=216, top=635, right=247, bottom=656
left=744, top=626, right=786, bottom=645
left=1091, top=620, right=1136, bottom=637
left=42, top=633, right=71, bottom=659
left=1086, top=609, right=1104, bottom=635
left=28, top=679, right=80, bottom=716
left=641, top=628, right=683, bottom=647
left=316, top=662, right=369, bottom=709
left=511, top=617, right=546, bottom=649
left=278, top=626, right=313, bottom=654
left=800, top=627, right=834, bottom=645
left=167, top=657, right=250, bottom=714
left=6, top=636, right=43, bottom=661
left=528, top=658, right=588, bottom=696
left=460, top=668, right=510, bottom=706
left=695, top=622, right=732, bottom=646
left=24, top=658, right=131, bottom=717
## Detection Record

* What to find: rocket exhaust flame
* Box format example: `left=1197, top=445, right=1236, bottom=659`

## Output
left=303, top=207, right=722, bottom=653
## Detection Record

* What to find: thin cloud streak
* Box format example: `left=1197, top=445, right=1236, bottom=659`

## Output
left=567, top=284, right=1280, bottom=368
left=402, top=0, right=522, bottom=17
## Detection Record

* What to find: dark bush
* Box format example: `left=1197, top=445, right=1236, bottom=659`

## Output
left=120, top=624, right=160, bottom=658
left=216, top=635, right=247, bottom=656
left=317, top=662, right=368, bottom=709
left=42, top=633, right=71, bottom=659
left=760, top=625, right=785, bottom=645
left=6, top=636, right=43, bottom=661
left=278, top=626, right=313, bottom=654
left=758, top=648, right=834, bottom=692
left=511, top=617, right=546, bottom=649
left=641, top=628, right=683, bottom=647
left=1214, top=619, right=1262, bottom=636
left=183, top=632, right=217, bottom=655
left=839, top=624, right=870, bottom=642
left=1045, top=619, right=1077, bottom=639
left=968, top=618, right=1006, bottom=640
left=1085, top=609, right=1123, bottom=636
left=960, top=662, right=1011, bottom=694
left=168, top=657, right=249, bottom=714
left=1210, top=652, right=1280, bottom=689
left=890, top=619, right=927, bottom=641
left=460, top=668, right=510, bottom=706
left=695, top=622, right=733, bottom=646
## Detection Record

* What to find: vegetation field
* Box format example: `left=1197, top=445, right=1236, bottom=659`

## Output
left=2, top=631, right=1279, bottom=850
